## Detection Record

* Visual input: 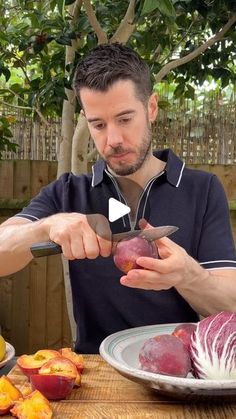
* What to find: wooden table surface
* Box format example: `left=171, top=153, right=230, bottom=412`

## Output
left=3, top=355, right=236, bottom=418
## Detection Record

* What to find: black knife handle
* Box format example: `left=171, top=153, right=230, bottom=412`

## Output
left=31, top=242, right=62, bottom=258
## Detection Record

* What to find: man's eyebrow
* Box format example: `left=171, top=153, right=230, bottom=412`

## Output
left=87, top=110, right=135, bottom=123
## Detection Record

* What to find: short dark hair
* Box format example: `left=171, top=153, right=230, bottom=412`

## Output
left=73, top=43, right=152, bottom=105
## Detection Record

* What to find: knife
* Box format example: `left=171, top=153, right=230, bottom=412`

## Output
left=30, top=225, right=178, bottom=258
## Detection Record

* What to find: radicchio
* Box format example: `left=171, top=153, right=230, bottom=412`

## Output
left=190, top=311, right=236, bottom=379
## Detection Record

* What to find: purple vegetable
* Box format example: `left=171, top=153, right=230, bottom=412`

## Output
left=190, top=311, right=236, bottom=379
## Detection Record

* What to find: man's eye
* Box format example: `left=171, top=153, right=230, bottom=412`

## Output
left=92, top=123, right=105, bottom=130
left=119, top=117, right=131, bottom=124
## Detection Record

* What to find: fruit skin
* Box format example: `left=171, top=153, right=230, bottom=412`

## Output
left=10, top=390, right=52, bottom=418
left=17, top=349, right=60, bottom=378
left=172, top=323, right=197, bottom=350
left=0, top=335, right=6, bottom=362
left=30, top=374, right=75, bottom=401
left=59, top=347, right=84, bottom=373
left=139, top=334, right=191, bottom=377
left=113, top=236, right=158, bottom=274
left=30, top=356, right=80, bottom=400
left=0, top=376, right=22, bottom=416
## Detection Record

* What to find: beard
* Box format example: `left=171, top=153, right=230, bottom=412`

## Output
left=102, top=122, right=152, bottom=176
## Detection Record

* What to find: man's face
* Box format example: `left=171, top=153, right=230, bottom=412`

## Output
left=80, top=80, right=158, bottom=176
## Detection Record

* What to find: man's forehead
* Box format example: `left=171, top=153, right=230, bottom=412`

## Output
left=80, top=81, right=141, bottom=118
left=80, top=79, right=137, bottom=99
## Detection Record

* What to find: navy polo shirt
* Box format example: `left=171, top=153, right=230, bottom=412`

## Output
left=16, top=149, right=236, bottom=353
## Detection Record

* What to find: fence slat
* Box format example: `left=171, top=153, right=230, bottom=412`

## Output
left=31, top=160, right=49, bottom=197
left=13, top=160, right=31, bottom=199
left=0, top=161, right=14, bottom=199
left=11, top=267, right=30, bottom=354
left=28, top=258, right=48, bottom=353
left=46, top=255, right=67, bottom=349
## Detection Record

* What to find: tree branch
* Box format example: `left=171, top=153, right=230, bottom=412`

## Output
left=152, top=44, right=162, bottom=61
left=83, top=0, right=108, bottom=44
left=0, top=101, right=50, bottom=126
left=72, top=0, right=83, bottom=20
left=155, top=13, right=236, bottom=82
left=159, top=19, right=195, bottom=66
left=5, top=88, right=50, bottom=126
left=110, top=0, right=136, bottom=43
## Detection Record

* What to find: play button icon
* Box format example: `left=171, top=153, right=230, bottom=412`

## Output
left=108, top=198, right=130, bottom=222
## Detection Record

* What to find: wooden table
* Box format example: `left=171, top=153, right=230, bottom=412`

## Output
left=3, top=355, right=236, bottom=418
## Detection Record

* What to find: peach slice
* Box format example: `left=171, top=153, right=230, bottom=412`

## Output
left=0, top=376, right=22, bottom=416
left=17, top=349, right=60, bottom=378
left=59, top=347, right=84, bottom=373
left=10, top=390, right=52, bottom=418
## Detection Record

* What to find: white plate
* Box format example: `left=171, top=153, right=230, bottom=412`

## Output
left=0, top=342, right=15, bottom=369
left=99, top=323, right=236, bottom=401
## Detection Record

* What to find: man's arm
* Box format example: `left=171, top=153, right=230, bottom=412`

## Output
left=0, top=213, right=112, bottom=277
left=0, top=217, right=49, bottom=276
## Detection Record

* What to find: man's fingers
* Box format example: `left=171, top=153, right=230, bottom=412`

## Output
left=95, top=218, right=112, bottom=257
left=136, top=255, right=172, bottom=274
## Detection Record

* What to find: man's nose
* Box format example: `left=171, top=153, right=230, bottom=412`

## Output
left=106, top=125, right=123, bottom=148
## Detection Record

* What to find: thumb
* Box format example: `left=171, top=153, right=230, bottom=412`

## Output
left=138, top=218, right=153, bottom=230
left=155, top=236, right=173, bottom=259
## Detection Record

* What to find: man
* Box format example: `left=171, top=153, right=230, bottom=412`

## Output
left=0, top=43, right=235, bottom=353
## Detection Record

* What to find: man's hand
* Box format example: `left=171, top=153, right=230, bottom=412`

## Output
left=119, top=219, right=192, bottom=290
left=42, top=213, right=112, bottom=260
left=120, top=235, right=191, bottom=290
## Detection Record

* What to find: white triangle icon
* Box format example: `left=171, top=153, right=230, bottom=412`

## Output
left=108, top=198, right=130, bottom=222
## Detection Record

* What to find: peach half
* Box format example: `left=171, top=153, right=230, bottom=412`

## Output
left=17, top=349, right=61, bottom=378
left=30, top=356, right=81, bottom=400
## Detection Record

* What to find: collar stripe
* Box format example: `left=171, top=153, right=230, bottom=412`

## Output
left=176, top=161, right=185, bottom=188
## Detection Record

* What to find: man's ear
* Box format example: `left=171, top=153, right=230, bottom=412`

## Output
left=80, top=109, right=85, bottom=118
left=148, top=93, right=158, bottom=123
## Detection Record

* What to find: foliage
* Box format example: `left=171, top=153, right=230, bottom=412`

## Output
left=0, top=115, right=18, bottom=158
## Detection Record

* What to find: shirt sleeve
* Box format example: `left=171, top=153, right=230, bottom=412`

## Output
left=197, top=175, right=236, bottom=270
left=14, top=173, right=70, bottom=222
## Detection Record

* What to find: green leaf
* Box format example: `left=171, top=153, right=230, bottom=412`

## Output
left=141, top=0, right=176, bottom=18
left=65, top=0, right=76, bottom=5
left=185, top=84, right=195, bottom=100
left=174, top=83, right=185, bottom=98
left=76, top=16, right=90, bottom=32
left=158, top=100, right=171, bottom=110
left=141, top=0, right=159, bottom=15
left=56, top=35, right=72, bottom=46
left=57, top=0, right=65, bottom=16
left=33, top=42, right=45, bottom=54
left=0, top=67, right=11, bottom=82
left=157, top=0, right=176, bottom=18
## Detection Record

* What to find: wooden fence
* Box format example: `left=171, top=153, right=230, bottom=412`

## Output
left=0, top=160, right=236, bottom=355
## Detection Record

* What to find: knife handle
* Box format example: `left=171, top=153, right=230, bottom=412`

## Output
left=31, top=242, right=62, bottom=258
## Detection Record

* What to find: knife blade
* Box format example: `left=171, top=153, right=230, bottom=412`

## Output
left=30, top=225, right=178, bottom=258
